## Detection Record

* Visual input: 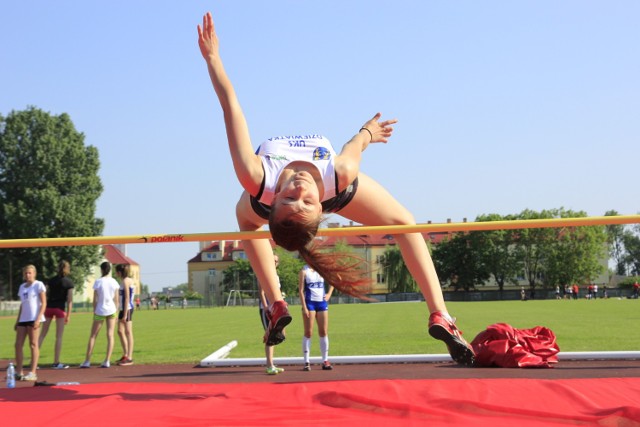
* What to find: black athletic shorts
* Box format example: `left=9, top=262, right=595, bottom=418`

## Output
left=17, top=321, right=35, bottom=327
left=118, top=310, right=133, bottom=322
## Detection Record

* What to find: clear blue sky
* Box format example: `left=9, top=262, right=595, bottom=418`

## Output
left=2, top=1, right=638, bottom=292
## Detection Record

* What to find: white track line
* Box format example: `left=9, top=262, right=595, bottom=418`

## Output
left=199, top=351, right=640, bottom=367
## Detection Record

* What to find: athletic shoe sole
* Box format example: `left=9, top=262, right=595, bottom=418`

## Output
left=265, top=314, right=292, bottom=346
left=429, top=324, right=476, bottom=366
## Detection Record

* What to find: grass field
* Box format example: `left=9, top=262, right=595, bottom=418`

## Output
left=1, top=299, right=639, bottom=365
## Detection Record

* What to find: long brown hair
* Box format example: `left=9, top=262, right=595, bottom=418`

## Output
left=269, top=213, right=372, bottom=298
left=58, top=260, right=70, bottom=277
left=116, top=263, right=131, bottom=278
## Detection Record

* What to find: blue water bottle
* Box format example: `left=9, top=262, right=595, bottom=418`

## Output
left=7, top=363, right=16, bottom=389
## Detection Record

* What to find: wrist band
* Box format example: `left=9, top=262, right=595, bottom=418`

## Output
left=359, top=127, right=373, bottom=142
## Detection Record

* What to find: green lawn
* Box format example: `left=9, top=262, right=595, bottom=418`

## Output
left=1, top=299, right=638, bottom=365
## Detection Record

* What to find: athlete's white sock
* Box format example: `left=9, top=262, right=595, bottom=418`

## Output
left=302, top=336, right=311, bottom=363
left=319, top=335, right=329, bottom=362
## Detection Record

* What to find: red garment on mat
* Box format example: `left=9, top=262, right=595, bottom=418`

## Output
left=471, top=323, right=560, bottom=368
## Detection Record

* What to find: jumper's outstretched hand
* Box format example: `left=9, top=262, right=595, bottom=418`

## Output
left=362, top=113, right=398, bottom=143
left=197, top=12, right=219, bottom=61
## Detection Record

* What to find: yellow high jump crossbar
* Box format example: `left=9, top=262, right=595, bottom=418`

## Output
left=0, top=215, right=638, bottom=249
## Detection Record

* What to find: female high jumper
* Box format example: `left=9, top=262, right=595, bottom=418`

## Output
left=197, top=11, right=475, bottom=366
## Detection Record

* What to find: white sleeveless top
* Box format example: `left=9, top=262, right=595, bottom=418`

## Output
left=302, top=265, right=326, bottom=302
left=255, top=135, right=338, bottom=205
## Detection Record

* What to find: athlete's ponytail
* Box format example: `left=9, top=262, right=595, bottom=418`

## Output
left=269, top=209, right=372, bottom=299
left=298, top=244, right=372, bottom=299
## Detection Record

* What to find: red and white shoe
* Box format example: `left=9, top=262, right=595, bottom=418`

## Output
left=263, top=300, right=292, bottom=346
left=428, top=311, right=475, bottom=366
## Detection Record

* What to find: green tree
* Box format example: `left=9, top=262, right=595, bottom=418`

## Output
left=623, top=228, right=640, bottom=276
left=273, top=248, right=304, bottom=297
left=432, top=233, right=489, bottom=291
left=222, top=259, right=256, bottom=293
left=174, top=283, right=189, bottom=292
left=542, top=209, right=607, bottom=288
left=331, top=239, right=354, bottom=255
left=381, top=245, right=418, bottom=293
left=605, top=209, right=627, bottom=275
left=473, top=213, right=521, bottom=292
left=514, top=209, right=557, bottom=292
left=173, top=283, right=202, bottom=300
left=0, top=107, right=104, bottom=297
left=184, top=290, right=203, bottom=300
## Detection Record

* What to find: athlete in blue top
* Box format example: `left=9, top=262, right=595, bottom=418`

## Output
left=299, top=265, right=334, bottom=371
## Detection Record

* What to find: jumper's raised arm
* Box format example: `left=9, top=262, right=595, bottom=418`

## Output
left=198, top=12, right=263, bottom=196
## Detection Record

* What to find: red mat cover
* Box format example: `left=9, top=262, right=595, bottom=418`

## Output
left=2, top=377, right=640, bottom=426
left=471, top=323, right=560, bottom=368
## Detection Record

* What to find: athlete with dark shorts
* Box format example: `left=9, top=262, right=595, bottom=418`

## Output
left=15, top=265, right=47, bottom=381
left=39, top=260, right=74, bottom=369
left=115, top=264, right=135, bottom=366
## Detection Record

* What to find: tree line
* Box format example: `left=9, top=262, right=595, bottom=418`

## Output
left=384, top=209, right=640, bottom=293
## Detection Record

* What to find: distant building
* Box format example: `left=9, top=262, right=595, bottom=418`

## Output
left=186, top=223, right=452, bottom=300
left=188, top=239, right=267, bottom=305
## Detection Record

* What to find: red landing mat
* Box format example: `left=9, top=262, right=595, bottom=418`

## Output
left=2, top=377, right=640, bottom=426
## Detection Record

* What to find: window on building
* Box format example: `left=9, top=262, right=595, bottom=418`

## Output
left=207, top=269, right=217, bottom=286
left=233, top=252, right=247, bottom=260
left=202, top=252, right=219, bottom=261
